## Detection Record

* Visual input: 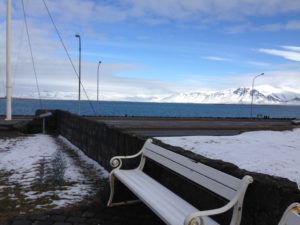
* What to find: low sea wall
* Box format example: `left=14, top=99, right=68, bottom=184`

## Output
left=55, top=110, right=145, bottom=170
left=50, top=110, right=299, bottom=225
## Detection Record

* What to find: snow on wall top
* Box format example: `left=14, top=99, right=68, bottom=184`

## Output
left=158, top=129, right=300, bottom=188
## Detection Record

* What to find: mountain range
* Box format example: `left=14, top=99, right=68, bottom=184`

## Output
left=9, top=85, right=300, bottom=105
left=161, top=86, right=300, bottom=105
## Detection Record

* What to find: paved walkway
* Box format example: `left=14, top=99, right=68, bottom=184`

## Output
left=92, top=116, right=297, bottom=137
left=1, top=202, right=164, bottom=225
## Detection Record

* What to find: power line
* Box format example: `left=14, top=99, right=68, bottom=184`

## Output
left=21, top=0, right=43, bottom=108
left=42, top=0, right=97, bottom=115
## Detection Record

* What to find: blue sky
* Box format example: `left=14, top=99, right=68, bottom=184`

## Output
left=0, top=0, right=300, bottom=101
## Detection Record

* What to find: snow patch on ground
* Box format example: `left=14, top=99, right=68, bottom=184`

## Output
left=0, top=135, right=55, bottom=187
left=58, top=136, right=109, bottom=178
left=0, top=134, right=107, bottom=212
left=158, top=129, right=300, bottom=187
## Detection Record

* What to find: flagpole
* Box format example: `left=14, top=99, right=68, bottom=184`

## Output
left=6, top=0, right=12, bottom=120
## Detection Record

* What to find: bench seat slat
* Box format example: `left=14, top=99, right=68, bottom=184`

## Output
left=143, top=144, right=239, bottom=200
left=115, top=169, right=219, bottom=225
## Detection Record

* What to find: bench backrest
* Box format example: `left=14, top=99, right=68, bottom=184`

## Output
left=142, top=140, right=242, bottom=201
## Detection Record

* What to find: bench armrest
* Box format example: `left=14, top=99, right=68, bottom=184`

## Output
left=110, top=149, right=144, bottom=169
left=184, top=200, right=237, bottom=225
left=184, top=175, right=253, bottom=225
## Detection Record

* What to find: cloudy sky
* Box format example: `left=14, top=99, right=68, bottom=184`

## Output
left=0, top=0, right=300, bottom=101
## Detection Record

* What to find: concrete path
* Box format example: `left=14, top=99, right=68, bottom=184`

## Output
left=91, top=116, right=298, bottom=137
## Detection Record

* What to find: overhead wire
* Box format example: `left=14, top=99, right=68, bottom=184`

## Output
left=42, top=0, right=97, bottom=115
left=21, top=0, right=43, bottom=108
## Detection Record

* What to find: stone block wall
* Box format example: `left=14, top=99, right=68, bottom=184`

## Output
left=53, top=110, right=300, bottom=225
left=55, top=110, right=145, bottom=170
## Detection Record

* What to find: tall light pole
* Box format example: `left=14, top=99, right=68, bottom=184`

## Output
left=6, top=0, right=12, bottom=120
left=251, top=72, right=264, bottom=118
left=75, top=34, right=81, bottom=115
left=97, top=61, right=101, bottom=115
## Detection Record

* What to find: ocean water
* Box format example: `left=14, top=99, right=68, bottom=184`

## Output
left=0, top=98, right=300, bottom=118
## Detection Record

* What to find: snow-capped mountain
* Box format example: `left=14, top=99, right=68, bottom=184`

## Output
left=161, top=86, right=300, bottom=105
left=13, top=91, right=164, bottom=102
left=10, top=85, right=300, bottom=105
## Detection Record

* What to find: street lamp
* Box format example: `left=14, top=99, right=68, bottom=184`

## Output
left=250, top=72, right=264, bottom=118
left=97, top=61, right=102, bottom=115
left=75, top=34, right=81, bottom=115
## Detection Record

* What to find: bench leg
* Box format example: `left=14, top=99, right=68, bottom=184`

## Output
left=107, top=172, right=115, bottom=207
left=230, top=203, right=242, bottom=225
left=107, top=172, right=141, bottom=207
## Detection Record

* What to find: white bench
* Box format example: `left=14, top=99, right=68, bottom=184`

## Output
left=107, top=139, right=253, bottom=225
left=278, top=202, right=300, bottom=225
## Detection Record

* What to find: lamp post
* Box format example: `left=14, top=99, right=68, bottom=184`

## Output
left=251, top=73, right=264, bottom=118
left=6, top=0, right=12, bottom=120
left=97, top=61, right=101, bottom=115
left=75, top=34, right=81, bottom=115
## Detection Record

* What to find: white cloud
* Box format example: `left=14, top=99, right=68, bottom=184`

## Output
left=286, top=20, right=300, bottom=30
left=47, top=1, right=128, bottom=24
left=282, top=46, right=300, bottom=52
left=258, top=71, right=300, bottom=91
left=202, top=56, right=231, bottom=62
left=247, top=61, right=271, bottom=67
left=209, top=70, right=300, bottom=92
left=258, top=48, right=300, bottom=62
left=226, top=20, right=300, bottom=33
left=225, top=23, right=253, bottom=33
left=4, top=0, right=300, bottom=27
left=120, top=0, right=300, bottom=23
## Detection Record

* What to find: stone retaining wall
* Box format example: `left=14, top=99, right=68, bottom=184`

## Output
left=53, top=110, right=300, bottom=225
left=55, top=110, right=145, bottom=170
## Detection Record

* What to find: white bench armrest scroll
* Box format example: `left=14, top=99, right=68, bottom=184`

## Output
left=110, top=148, right=144, bottom=169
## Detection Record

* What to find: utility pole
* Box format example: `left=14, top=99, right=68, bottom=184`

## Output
left=6, top=0, right=12, bottom=120
left=75, top=34, right=81, bottom=115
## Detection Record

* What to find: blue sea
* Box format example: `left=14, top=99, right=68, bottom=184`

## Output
left=0, top=98, right=300, bottom=118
